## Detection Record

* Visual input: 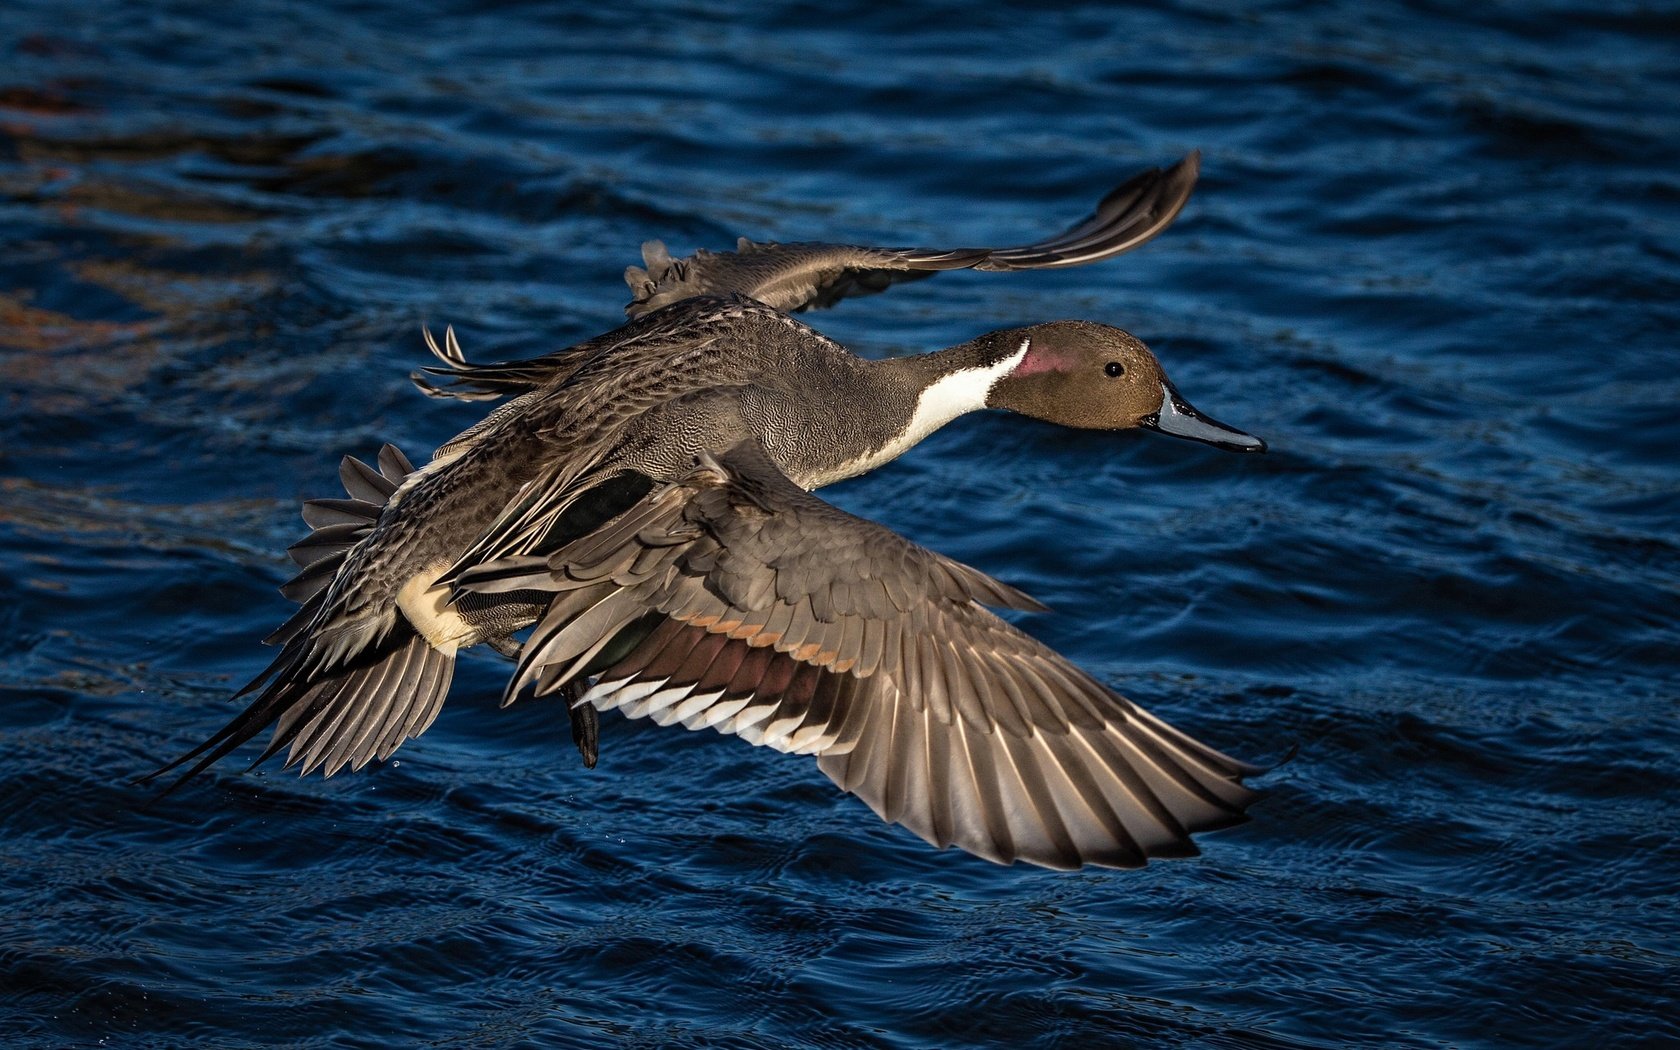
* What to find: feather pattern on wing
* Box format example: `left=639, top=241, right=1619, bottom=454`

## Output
left=454, top=437, right=1257, bottom=870
left=622, top=153, right=1199, bottom=318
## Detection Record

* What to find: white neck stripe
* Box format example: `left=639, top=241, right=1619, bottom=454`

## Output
left=866, top=337, right=1030, bottom=465
left=909, top=336, right=1032, bottom=433
left=803, top=338, right=1031, bottom=488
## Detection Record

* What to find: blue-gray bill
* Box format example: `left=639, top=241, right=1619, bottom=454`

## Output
left=1141, top=381, right=1267, bottom=453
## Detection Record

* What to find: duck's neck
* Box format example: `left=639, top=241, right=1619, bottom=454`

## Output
left=810, top=332, right=1030, bottom=486
left=882, top=330, right=1025, bottom=387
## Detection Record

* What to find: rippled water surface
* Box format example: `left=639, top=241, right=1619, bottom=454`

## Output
left=3, top=1, right=1677, bottom=1046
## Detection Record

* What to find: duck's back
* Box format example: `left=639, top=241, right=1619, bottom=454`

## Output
left=475, top=295, right=887, bottom=485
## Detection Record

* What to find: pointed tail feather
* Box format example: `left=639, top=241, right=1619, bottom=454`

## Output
left=410, top=324, right=561, bottom=401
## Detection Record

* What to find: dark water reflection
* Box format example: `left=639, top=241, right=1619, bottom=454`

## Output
left=3, top=0, right=1678, bottom=1046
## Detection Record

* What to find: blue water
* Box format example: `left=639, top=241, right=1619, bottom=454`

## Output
left=3, top=1, right=1677, bottom=1046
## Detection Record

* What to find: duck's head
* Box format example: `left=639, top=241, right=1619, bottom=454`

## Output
left=985, top=320, right=1265, bottom=452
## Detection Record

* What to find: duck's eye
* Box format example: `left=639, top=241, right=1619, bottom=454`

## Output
left=1104, top=361, right=1125, bottom=378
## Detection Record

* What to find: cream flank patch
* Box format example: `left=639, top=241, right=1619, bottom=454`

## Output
left=387, top=455, right=478, bottom=656
left=396, top=566, right=475, bottom=656
left=812, top=336, right=1033, bottom=486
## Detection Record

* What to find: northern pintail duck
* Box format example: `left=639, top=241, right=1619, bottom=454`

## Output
left=151, top=160, right=1267, bottom=871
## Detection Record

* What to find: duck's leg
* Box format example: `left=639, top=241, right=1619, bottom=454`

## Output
left=565, top=690, right=599, bottom=769
left=483, top=636, right=598, bottom=767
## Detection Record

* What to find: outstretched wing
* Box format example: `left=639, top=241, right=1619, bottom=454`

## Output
left=457, top=438, right=1257, bottom=870
left=623, top=152, right=1199, bottom=318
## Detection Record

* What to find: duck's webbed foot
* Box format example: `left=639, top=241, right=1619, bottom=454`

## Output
left=559, top=681, right=599, bottom=769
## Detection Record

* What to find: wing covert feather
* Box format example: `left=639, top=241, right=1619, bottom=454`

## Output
left=453, top=437, right=1256, bottom=870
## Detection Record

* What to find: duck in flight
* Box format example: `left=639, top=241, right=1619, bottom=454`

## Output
left=148, top=155, right=1269, bottom=871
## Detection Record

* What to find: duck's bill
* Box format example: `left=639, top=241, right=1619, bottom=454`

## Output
left=1141, top=382, right=1267, bottom=453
